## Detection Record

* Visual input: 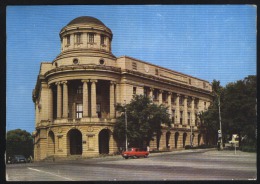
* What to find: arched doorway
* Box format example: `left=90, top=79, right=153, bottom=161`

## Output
left=99, top=129, right=110, bottom=154
left=198, top=134, right=201, bottom=146
left=183, top=132, right=187, bottom=148
left=166, top=132, right=171, bottom=149
left=48, top=131, right=55, bottom=155
left=68, top=129, right=82, bottom=155
left=174, top=132, right=179, bottom=148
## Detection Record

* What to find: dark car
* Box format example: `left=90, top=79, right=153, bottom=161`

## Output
left=10, top=155, right=27, bottom=164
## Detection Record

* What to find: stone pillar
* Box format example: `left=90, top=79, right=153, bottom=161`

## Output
left=191, top=97, right=195, bottom=126
left=110, top=81, right=115, bottom=118
left=48, top=84, right=53, bottom=121
left=62, top=81, right=68, bottom=118
left=167, top=92, right=172, bottom=118
left=56, top=82, right=62, bottom=118
left=158, top=90, right=163, bottom=104
left=90, top=79, right=97, bottom=117
left=175, top=94, right=180, bottom=124
left=82, top=80, right=89, bottom=117
left=184, top=96, right=188, bottom=125
left=149, top=88, right=154, bottom=100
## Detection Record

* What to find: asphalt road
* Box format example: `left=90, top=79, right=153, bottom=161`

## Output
left=6, top=149, right=257, bottom=181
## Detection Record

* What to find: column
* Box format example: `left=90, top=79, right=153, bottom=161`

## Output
left=48, top=84, right=53, bottom=121
left=191, top=97, right=195, bottom=126
left=158, top=90, right=163, bottom=104
left=62, top=81, right=68, bottom=118
left=149, top=88, right=154, bottom=100
left=56, top=82, right=62, bottom=118
left=184, top=96, right=188, bottom=125
left=110, top=81, right=115, bottom=118
left=167, top=92, right=172, bottom=118
left=90, top=79, right=97, bottom=117
left=82, top=80, right=89, bottom=117
left=175, top=94, right=180, bottom=124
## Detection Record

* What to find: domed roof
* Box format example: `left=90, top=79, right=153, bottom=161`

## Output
left=67, top=16, right=106, bottom=26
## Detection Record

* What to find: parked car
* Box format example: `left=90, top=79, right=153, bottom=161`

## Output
left=10, top=155, right=27, bottom=164
left=122, top=148, right=149, bottom=159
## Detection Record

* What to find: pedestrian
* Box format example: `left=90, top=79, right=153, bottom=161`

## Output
left=147, top=145, right=150, bottom=152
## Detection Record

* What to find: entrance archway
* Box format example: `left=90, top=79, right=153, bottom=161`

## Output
left=68, top=129, right=82, bottom=155
left=174, top=132, right=179, bottom=148
left=99, top=129, right=110, bottom=154
left=166, top=132, right=171, bottom=149
left=48, top=131, right=55, bottom=155
left=183, top=132, right=187, bottom=148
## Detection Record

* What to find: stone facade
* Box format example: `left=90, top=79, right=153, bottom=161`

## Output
left=32, top=16, right=212, bottom=161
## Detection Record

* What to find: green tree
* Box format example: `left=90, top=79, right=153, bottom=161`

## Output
left=222, top=75, right=256, bottom=147
left=200, top=76, right=256, bottom=148
left=113, top=95, right=171, bottom=149
left=6, top=129, right=34, bottom=159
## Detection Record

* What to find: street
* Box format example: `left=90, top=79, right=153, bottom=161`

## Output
left=6, top=149, right=257, bottom=181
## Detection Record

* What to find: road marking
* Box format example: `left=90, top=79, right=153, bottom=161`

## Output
left=27, top=167, right=74, bottom=181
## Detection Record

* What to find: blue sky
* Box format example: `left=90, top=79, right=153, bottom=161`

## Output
left=6, top=5, right=256, bottom=133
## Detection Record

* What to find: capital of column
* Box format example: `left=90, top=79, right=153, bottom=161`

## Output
left=110, top=81, right=117, bottom=85
left=90, top=79, right=98, bottom=83
left=81, top=79, right=89, bottom=83
left=191, top=96, right=195, bottom=100
left=159, top=90, right=163, bottom=94
left=184, top=95, right=188, bottom=99
left=55, top=81, right=61, bottom=85
left=176, top=93, right=181, bottom=97
left=168, top=92, right=172, bottom=95
left=62, top=81, right=68, bottom=85
left=149, top=87, right=154, bottom=91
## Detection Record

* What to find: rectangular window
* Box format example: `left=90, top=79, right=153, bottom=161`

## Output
left=76, top=104, right=83, bottom=118
left=75, top=33, right=82, bottom=44
left=132, top=62, right=137, bottom=70
left=133, top=87, right=137, bottom=95
left=179, top=96, right=183, bottom=105
left=88, top=33, right=94, bottom=43
left=77, top=86, right=83, bottom=94
left=155, top=68, right=159, bottom=75
left=66, top=35, right=70, bottom=45
left=100, top=35, right=105, bottom=45
left=189, top=78, right=191, bottom=85
left=172, top=110, right=175, bottom=123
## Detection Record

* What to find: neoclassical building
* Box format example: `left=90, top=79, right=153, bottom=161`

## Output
left=32, top=16, right=212, bottom=161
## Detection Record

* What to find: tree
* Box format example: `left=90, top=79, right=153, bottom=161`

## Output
left=113, top=95, right=171, bottom=149
left=6, top=129, right=34, bottom=159
left=222, top=75, right=256, bottom=147
left=200, top=76, right=256, bottom=148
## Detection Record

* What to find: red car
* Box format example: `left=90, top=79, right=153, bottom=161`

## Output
left=122, top=148, right=149, bottom=159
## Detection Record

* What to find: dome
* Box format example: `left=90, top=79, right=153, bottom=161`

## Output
left=67, top=16, right=106, bottom=26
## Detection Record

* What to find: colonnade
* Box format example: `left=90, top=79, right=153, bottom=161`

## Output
left=48, top=79, right=116, bottom=120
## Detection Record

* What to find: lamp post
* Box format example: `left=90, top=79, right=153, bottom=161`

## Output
left=124, top=100, right=128, bottom=151
left=218, top=95, right=223, bottom=150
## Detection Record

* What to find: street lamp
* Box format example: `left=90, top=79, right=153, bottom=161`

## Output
left=218, top=95, right=223, bottom=150
left=124, top=100, right=128, bottom=151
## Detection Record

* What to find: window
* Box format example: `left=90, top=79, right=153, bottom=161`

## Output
left=100, top=35, right=106, bottom=45
left=188, top=112, right=191, bottom=125
left=204, top=102, right=207, bottom=109
left=75, top=33, right=82, bottom=44
left=99, top=59, right=104, bottom=65
left=73, top=58, right=79, bottom=65
left=77, top=86, right=83, bottom=94
left=144, top=88, right=147, bottom=97
left=155, top=68, right=159, bottom=75
left=76, top=104, right=83, bottom=118
left=189, top=78, right=191, bottom=85
left=162, top=92, right=167, bottom=102
left=180, top=111, right=183, bottom=124
left=66, top=35, right=70, bottom=45
left=132, top=62, right=137, bottom=70
left=133, top=87, right=137, bottom=95
left=88, top=33, right=94, bottom=43
left=179, top=96, right=183, bottom=105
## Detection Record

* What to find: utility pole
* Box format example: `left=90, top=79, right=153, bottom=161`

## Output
left=124, top=100, right=128, bottom=151
left=218, top=95, right=223, bottom=150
